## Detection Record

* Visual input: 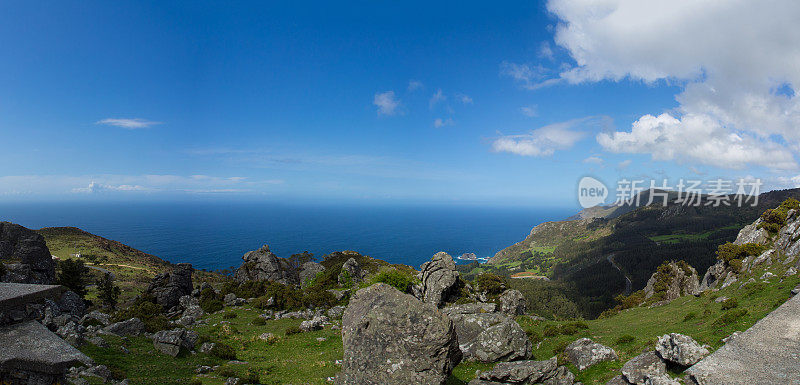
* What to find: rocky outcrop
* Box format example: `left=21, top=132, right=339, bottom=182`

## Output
left=643, top=261, right=699, bottom=302
left=499, top=289, right=527, bottom=316
left=299, top=261, right=325, bottom=288
left=655, top=333, right=708, bottom=367
left=338, top=258, right=365, bottom=286
left=145, top=263, right=193, bottom=310
left=620, top=351, right=666, bottom=385
left=418, top=252, right=461, bottom=307
left=732, top=219, right=769, bottom=246
left=234, top=245, right=298, bottom=285
left=0, top=222, right=55, bottom=284
left=336, top=283, right=461, bottom=385
left=102, top=318, right=144, bottom=336
left=468, top=357, right=574, bottom=385
left=152, top=328, right=198, bottom=357
left=460, top=315, right=532, bottom=363
left=299, top=315, right=329, bottom=332
left=564, top=338, right=617, bottom=370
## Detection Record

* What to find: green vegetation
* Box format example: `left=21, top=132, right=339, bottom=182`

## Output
left=97, top=272, right=121, bottom=310
left=57, top=258, right=89, bottom=297
left=716, top=242, right=768, bottom=271
left=112, top=295, right=168, bottom=332
left=367, top=268, right=416, bottom=293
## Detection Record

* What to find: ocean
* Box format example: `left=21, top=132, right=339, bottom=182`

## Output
left=0, top=201, right=573, bottom=271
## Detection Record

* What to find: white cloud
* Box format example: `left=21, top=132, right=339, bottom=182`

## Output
left=456, top=93, right=473, bottom=105
left=373, top=91, right=400, bottom=115
left=546, top=0, right=800, bottom=170
left=429, top=89, right=446, bottom=109
left=520, top=105, right=538, bottom=117
left=72, top=181, right=149, bottom=193
left=491, top=117, right=602, bottom=157
left=408, top=80, right=424, bottom=91
left=583, top=156, right=603, bottom=165
left=500, top=61, right=562, bottom=90
left=434, top=118, right=454, bottom=128
left=538, top=42, right=554, bottom=60
left=617, top=159, right=632, bottom=170
left=597, top=113, right=798, bottom=170
left=96, top=118, right=161, bottom=129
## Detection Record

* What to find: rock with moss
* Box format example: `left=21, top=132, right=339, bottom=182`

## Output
left=655, top=333, right=709, bottom=367
left=299, top=261, right=325, bottom=288
left=0, top=221, right=56, bottom=284
left=336, top=283, right=461, bottom=385
left=337, top=258, right=364, bottom=287
left=468, top=357, right=573, bottom=385
left=565, top=338, right=617, bottom=371
left=643, top=261, right=699, bottom=303
left=418, top=252, right=461, bottom=308
left=499, top=289, right=527, bottom=315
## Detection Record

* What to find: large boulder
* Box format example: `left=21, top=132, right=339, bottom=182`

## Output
left=152, top=328, right=198, bottom=357
left=499, top=289, right=527, bottom=316
left=621, top=351, right=666, bottom=385
left=234, top=245, right=298, bottom=285
left=733, top=218, right=769, bottom=246
left=338, top=258, right=365, bottom=286
left=336, top=283, right=461, bottom=385
left=643, top=261, right=700, bottom=302
left=299, top=261, right=325, bottom=288
left=102, top=318, right=145, bottom=336
left=468, top=358, right=574, bottom=385
left=418, top=252, right=461, bottom=307
left=0, top=222, right=56, bottom=284
left=145, top=263, right=194, bottom=310
left=447, top=311, right=531, bottom=362
left=655, top=333, right=709, bottom=367
left=564, top=338, right=618, bottom=370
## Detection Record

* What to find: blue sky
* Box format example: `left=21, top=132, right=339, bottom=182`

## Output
left=1, top=1, right=799, bottom=207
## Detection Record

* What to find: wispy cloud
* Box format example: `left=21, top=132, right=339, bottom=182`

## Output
left=583, top=156, right=603, bottom=165
left=96, top=118, right=161, bottom=129
left=434, top=118, right=454, bottom=128
left=520, top=105, right=538, bottom=117
left=491, top=116, right=610, bottom=157
left=373, top=91, right=400, bottom=116
left=456, top=93, right=473, bottom=105
left=499, top=61, right=562, bottom=90
left=429, top=89, right=446, bottom=109
left=407, top=80, right=424, bottom=92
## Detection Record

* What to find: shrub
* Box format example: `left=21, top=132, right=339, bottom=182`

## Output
left=542, top=324, right=560, bottom=337
left=199, top=287, right=224, bottom=313
left=112, top=296, right=168, bottom=332
left=251, top=317, right=267, bottom=326
left=216, top=366, right=237, bottom=378
left=57, top=258, right=88, bottom=297
left=525, top=329, right=542, bottom=344
left=285, top=326, right=302, bottom=335
left=713, top=309, right=748, bottom=327
left=552, top=340, right=570, bottom=357
left=615, top=290, right=645, bottom=309
left=476, top=273, right=508, bottom=295
left=721, top=298, right=739, bottom=310
left=97, top=272, right=120, bottom=310
left=209, top=343, right=237, bottom=360
left=683, top=312, right=698, bottom=322
left=716, top=242, right=767, bottom=270
left=107, top=365, right=127, bottom=380
left=615, top=335, right=635, bottom=344
left=370, top=269, right=414, bottom=293
left=242, top=368, right=261, bottom=384
left=223, top=312, right=238, bottom=319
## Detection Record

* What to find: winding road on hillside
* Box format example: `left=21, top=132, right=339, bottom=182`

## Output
left=606, top=254, right=633, bottom=295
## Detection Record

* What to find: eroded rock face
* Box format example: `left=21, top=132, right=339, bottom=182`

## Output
left=655, top=333, right=709, bottom=367
left=643, top=262, right=700, bottom=302
left=299, top=261, right=325, bottom=288
left=146, top=263, right=193, bottom=310
left=468, top=358, right=574, bottom=385
left=499, top=289, right=527, bottom=316
left=338, top=258, right=364, bottom=286
left=336, top=283, right=461, bottom=385
left=0, top=222, right=55, bottom=284
left=621, top=351, right=666, bottom=385
left=564, top=338, right=618, bottom=371
left=234, top=245, right=298, bottom=285
left=419, top=252, right=461, bottom=307
left=445, top=310, right=531, bottom=363
left=733, top=219, right=769, bottom=246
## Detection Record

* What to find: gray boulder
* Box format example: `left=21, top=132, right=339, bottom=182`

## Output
left=468, top=357, right=574, bottom=385
left=621, top=351, right=666, bottom=385
left=234, top=245, right=298, bottom=285
left=327, top=305, right=345, bottom=319
left=58, top=290, right=87, bottom=317
left=56, top=320, right=86, bottom=346
left=733, top=219, right=769, bottom=246
left=448, top=312, right=531, bottom=362
left=441, top=302, right=496, bottom=316
left=655, top=333, right=709, bottom=367
left=338, top=258, right=365, bottom=286
left=81, top=310, right=111, bottom=327
left=0, top=221, right=56, bottom=284
left=145, top=263, right=194, bottom=310
left=418, top=252, right=461, bottom=307
left=300, top=315, right=329, bottom=332
left=299, top=261, right=325, bottom=288
left=152, top=328, right=198, bottom=357
left=336, top=283, right=461, bottom=385
left=606, top=375, right=631, bottom=385
left=643, top=375, right=680, bottom=385
left=564, top=338, right=618, bottom=370
left=499, top=289, right=527, bottom=316
left=102, top=318, right=145, bottom=336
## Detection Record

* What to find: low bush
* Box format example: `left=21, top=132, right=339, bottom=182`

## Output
left=615, top=335, right=635, bottom=344
left=285, top=326, right=302, bottom=335
left=716, top=242, right=768, bottom=270
left=209, top=343, right=237, bottom=360
left=476, top=273, right=508, bottom=295
left=713, top=309, right=748, bottom=327
left=223, top=312, right=238, bottom=319
left=112, top=295, right=168, bottom=332
left=720, top=298, right=739, bottom=310
left=251, top=317, right=267, bottom=326
left=683, top=312, right=697, bottom=322
left=370, top=269, right=415, bottom=293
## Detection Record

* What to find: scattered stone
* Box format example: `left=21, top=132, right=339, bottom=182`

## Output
left=499, top=289, right=527, bottom=316
left=196, top=365, right=213, bottom=374
left=102, top=318, right=145, bottom=337
left=57, top=291, right=86, bottom=317
left=224, top=293, right=244, bottom=307
left=327, top=305, right=346, bottom=319
left=327, top=289, right=348, bottom=301
left=300, top=315, right=329, bottom=332
left=80, top=310, right=111, bottom=327
left=418, top=252, right=461, bottom=307
left=655, top=333, right=709, bottom=367
left=792, top=284, right=800, bottom=296
left=152, top=328, right=198, bottom=357
left=88, top=336, right=109, bottom=348
left=458, top=314, right=532, bottom=362
left=564, top=338, right=618, bottom=370
left=316, top=337, right=327, bottom=342
left=468, top=358, right=574, bottom=385
left=199, top=342, right=216, bottom=353
left=760, top=272, right=775, bottom=280
left=145, top=263, right=194, bottom=310
left=606, top=375, right=630, bottom=385
left=621, top=351, right=666, bottom=385
left=785, top=267, right=797, bottom=277
left=225, top=377, right=241, bottom=385
left=714, top=296, right=729, bottom=303
left=234, top=245, right=298, bottom=285
left=441, top=302, right=496, bottom=316
left=644, top=375, right=680, bottom=385
left=56, top=320, right=86, bottom=346
left=336, top=283, right=461, bottom=385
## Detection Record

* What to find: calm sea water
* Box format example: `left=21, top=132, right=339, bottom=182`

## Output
left=0, top=202, right=572, bottom=271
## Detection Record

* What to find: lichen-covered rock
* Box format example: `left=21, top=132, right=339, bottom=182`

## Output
left=564, top=338, right=618, bottom=370
left=0, top=221, right=56, bottom=284
left=733, top=219, right=769, bottom=246
left=338, top=258, right=365, bottom=286
left=58, top=290, right=87, bottom=317
left=441, top=302, right=496, bottom=317
left=621, top=351, right=666, bottom=385
left=300, top=315, right=329, bottom=332
left=102, top=318, right=145, bottom=336
left=234, top=245, right=298, bottom=285
left=418, top=252, right=461, bottom=307
left=446, top=311, right=531, bottom=362
left=643, top=261, right=699, bottom=302
left=327, top=305, right=345, bottom=319
left=299, top=261, right=325, bottom=288
left=145, top=263, right=194, bottom=310
left=336, top=283, right=461, bottom=385
left=499, top=289, right=527, bottom=316
left=468, top=357, right=574, bottom=385
left=655, top=333, right=709, bottom=367
left=152, top=328, right=198, bottom=357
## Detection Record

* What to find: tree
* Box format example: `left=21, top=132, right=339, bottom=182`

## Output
left=57, top=258, right=88, bottom=297
left=97, top=272, right=120, bottom=310
left=287, top=251, right=314, bottom=270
